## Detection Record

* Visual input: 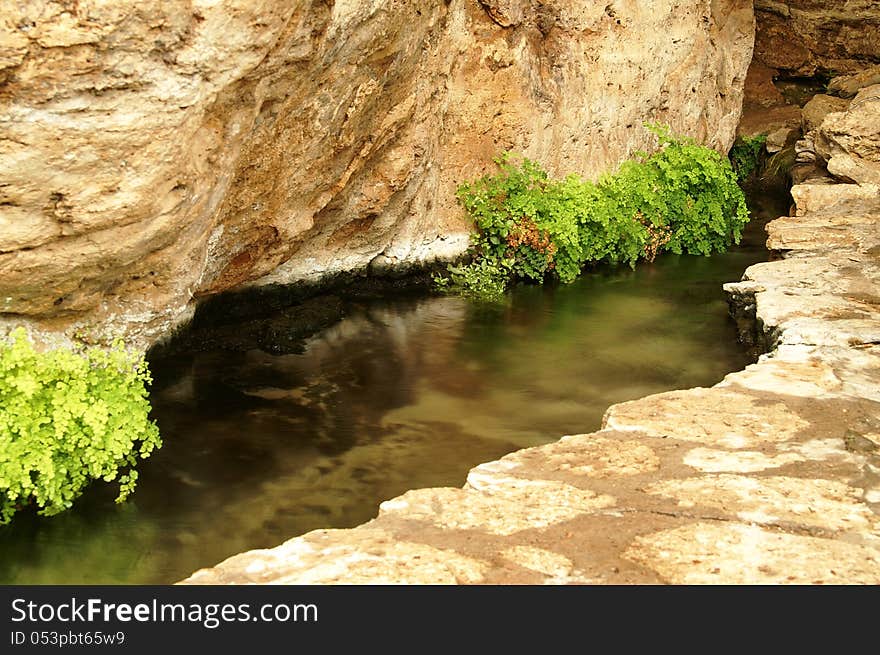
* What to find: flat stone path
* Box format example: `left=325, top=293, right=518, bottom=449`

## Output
left=182, top=180, right=880, bottom=585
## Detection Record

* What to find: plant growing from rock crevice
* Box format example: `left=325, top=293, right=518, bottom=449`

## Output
left=730, top=133, right=768, bottom=181
left=0, top=328, right=161, bottom=524
left=435, top=123, right=750, bottom=299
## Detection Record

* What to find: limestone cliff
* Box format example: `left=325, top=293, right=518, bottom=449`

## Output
left=754, top=0, right=880, bottom=76
left=0, top=1, right=754, bottom=348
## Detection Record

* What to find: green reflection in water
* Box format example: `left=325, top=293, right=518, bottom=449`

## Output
left=0, top=217, right=773, bottom=584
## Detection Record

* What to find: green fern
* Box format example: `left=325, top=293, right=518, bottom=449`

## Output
left=436, top=124, right=750, bottom=299
left=730, top=134, right=767, bottom=181
left=0, top=328, right=161, bottom=523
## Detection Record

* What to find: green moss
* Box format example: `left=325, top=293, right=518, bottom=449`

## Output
left=0, top=328, right=161, bottom=523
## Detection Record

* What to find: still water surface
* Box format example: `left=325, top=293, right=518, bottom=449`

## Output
left=0, top=216, right=773, bottom=584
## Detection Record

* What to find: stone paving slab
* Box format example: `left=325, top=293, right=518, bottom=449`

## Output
left=181, top=179, right=880, bottom=585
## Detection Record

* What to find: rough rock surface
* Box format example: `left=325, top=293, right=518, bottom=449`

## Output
left=0, top=0, right=754, bottom=349
left=801, top=94, right=850, bottom=134
left=182, top=165, right=880, bottom=584
left=754, top=0, right=880, bottom=76
left=737, top=60, right=801, bottom=141
left=828, top=64, right=880, bottom=99
left=791, top=71, right=880, bottom=187
left=812, top=85, right=880, bottom=186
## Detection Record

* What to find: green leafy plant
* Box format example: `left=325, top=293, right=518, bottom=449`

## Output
left=729, top=133, right=767, bottom=181
left=436, top=123, right=749, bottom=299
left=433, top=258, right=511, bottom=302
left=0, top=328, right=161, bottom=524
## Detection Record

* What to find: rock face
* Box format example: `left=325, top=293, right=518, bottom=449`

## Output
left=0, top=0, right=754, bottom=348
left=742, top=1, right=880, bottom=148
left=754, top=0, right=880, bottom=77
left=181, top=99, right=880, bottom=585
left=792, top=70, right=880, bottom=188
left=827, top=64, right=880, bottom=98
left=737, top=60, right=801, bottom=139
left=801, top=93, right=850, bottom=134
left=812, top=85, right=880, bottom=185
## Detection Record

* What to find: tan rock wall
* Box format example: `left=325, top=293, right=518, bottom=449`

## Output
left=0, top=1, right=754, bottom=348
left=754, top=0, right=880, bottom=76
left=813, top=84, right=880, bottom=186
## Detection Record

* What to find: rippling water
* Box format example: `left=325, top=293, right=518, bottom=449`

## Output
left=0, top=198, right=779, bottom=584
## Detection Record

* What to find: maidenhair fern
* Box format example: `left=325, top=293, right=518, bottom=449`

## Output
left=0, top=328, right=161, bottom=523
left=730, top=133, right=768, bottom=181
left=436, top=124, right=749, bottom=299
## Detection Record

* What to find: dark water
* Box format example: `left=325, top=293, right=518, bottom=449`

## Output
left=0, top=196, right=781, bottom=584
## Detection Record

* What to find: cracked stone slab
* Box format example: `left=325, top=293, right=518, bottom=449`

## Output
left=499, top=546, right=597, bottom=583
left=767, top=212, right=880, bottom=253
left=646, top=474, right=876, bottom=532
left=789, top=183, right=880, bottom=217
left=720, top=356, right=845, bottom=397
left=683, top=447, right=806, bottom=473
left=603, top=388, right=810, bottom=447
left=468, top=433, right=661, bottom=481
left=625, top=522, right=880, bottom=584
left=183, top=528, right=488, bottom=585
left=378, top=481, right=616, bottom=537
left=804, top=345, right=880, bottom=402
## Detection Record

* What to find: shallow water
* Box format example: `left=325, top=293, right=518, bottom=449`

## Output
left=0, top=204, right=778, bottom=584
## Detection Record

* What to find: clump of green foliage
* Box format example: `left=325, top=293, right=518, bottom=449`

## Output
left=435, top=124, right=749, bottom=299
left=0, top=328, right=161, bottom=524
left=433, top=258, right=511, bottom=302
left=730, top=133, right=767, bottom=181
